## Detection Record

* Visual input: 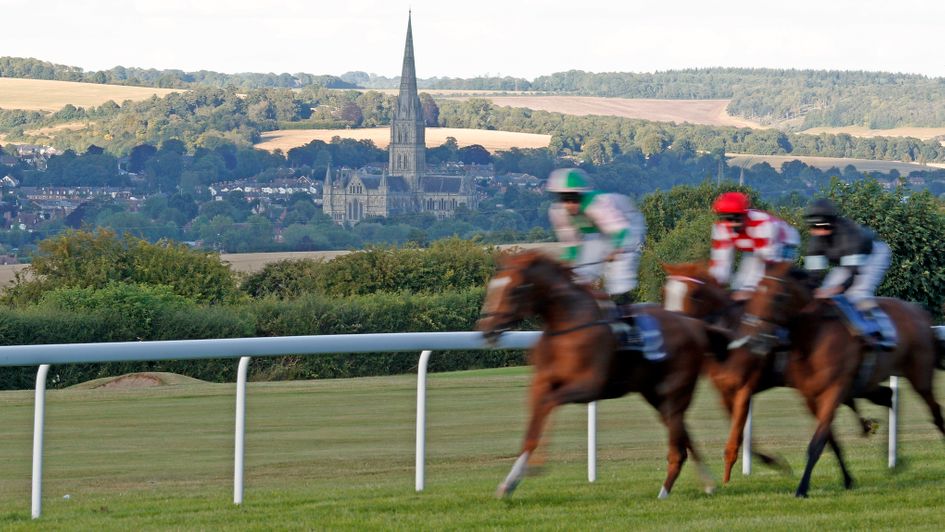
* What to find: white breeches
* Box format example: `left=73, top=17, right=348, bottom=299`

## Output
left=571, top=235, right=640, bottom=296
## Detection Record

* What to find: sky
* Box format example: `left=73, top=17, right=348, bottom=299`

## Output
left=3, top=0, right=945, bottom=80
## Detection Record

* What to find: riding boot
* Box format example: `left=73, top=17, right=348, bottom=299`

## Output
left=857, top=299, right=895, bottom=351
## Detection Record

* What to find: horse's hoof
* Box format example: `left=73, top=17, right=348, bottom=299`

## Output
left=657, top=486, right=670, bottom=500
left=496, top=480, right=519, bottom=499
left=704, top=484, right=716, bottom=495
left=795, top=490, right=808, bottom=499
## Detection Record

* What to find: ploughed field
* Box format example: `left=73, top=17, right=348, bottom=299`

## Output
left=1, top=366, right=943, bottom=528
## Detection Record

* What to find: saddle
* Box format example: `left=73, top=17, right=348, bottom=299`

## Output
left=830, top=295, right=897, bottom=351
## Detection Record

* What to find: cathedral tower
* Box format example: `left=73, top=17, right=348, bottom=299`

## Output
left=388, top=12, right=426, bottom=190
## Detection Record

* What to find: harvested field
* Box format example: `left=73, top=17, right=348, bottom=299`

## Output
left=24, top=121, right=89, bottom=137
left=255, top=127, right=551, bottom=152
left=0, top=78, right=180, bottom=112
left=802, top=125, right=945, bottom=141
left=443, top=95, right=762, bottom=128
left=0, top=264, right=28, bottom=287
left=727, top=153, right=945, bottom=174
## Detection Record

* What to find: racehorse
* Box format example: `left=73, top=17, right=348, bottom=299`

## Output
left=662, top=262, right=892, bottom=485
left=730, top=260, right=945, bottom=497
left=476, top=250, right=717, bottom=499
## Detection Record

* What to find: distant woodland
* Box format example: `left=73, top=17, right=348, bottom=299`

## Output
left=5, top=57, right=945, bottom=129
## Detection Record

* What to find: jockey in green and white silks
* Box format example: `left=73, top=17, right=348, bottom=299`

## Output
left=547, top=168, right=646, bottom=297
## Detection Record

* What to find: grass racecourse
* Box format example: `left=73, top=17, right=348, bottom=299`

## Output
left=1, top=366, right=945, bottom=529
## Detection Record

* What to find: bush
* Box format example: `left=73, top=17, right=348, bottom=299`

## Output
left=242, top=238, right=499, bottom=298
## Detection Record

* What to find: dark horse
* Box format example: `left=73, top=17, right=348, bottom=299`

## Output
left=476, top=250, right=717, bottom=499
left=731, top=260, right=945, bottom=497
left=662, top=262, right=892, bottom=484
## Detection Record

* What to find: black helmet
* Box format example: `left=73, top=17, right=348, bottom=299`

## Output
left=804, top=198, right=838, bottom=227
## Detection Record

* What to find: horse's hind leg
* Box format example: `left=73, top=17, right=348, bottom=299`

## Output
left=723, top=385, right=753, bottom=484
left=843, top=397, right=880, bottom=437
left=658, top=409, right=689, bottom=499
left=684, top=430, right=717, bottom=495
left=904, top=360, right=945, bottom=438
left=827, top=432, right=854, bottom=489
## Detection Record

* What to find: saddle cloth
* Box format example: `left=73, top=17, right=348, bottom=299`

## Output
left=611, top=307, right=666, bottom=361
left=831, top=295, right=897, bottom=350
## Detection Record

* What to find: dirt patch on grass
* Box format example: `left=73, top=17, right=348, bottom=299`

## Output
left=70, top=372, right=207, bottom=390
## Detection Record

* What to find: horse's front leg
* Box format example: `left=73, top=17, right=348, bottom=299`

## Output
left=498, top=369, right=607, bottom=498
left=498, top=373, right=554, bottom=498
left=796, top=386, right=845, bottom=497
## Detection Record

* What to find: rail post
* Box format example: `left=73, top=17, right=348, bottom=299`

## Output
left=31, top=364, right=50, bottom=519
left=234, top=356, right=251, bottom=505
left=415, top=350, right=432, bottom=492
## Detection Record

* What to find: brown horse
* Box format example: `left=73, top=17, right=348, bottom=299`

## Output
left=662, top=262, right=891, bottom=484
left=476, top=250, right=717, bottom=499
left=731, top=260, right=945, bottom=497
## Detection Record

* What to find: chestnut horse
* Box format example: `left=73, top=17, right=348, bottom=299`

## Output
left=731, top=260, right=945, bottom=497
left=476, top=250, right=717, bottom=499
left=662, top=262, right=891, bottom=485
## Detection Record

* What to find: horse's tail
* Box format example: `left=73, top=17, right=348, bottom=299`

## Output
left=935, top=326, right=945, bottom=371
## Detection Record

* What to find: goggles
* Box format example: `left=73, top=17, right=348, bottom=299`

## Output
left=557, top=192, right=581, bottom=204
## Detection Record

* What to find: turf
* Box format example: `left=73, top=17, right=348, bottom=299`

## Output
left=1, top=366, right=944, bottom=530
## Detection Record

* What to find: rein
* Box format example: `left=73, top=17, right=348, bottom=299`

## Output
left=545, top=319, right=612, bottom=337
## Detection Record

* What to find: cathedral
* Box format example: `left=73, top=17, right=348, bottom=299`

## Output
left=322, top=14, right=478, bottom=224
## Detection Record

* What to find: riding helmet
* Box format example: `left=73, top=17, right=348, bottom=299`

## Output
left=546, top=168, right=591, bottom=194
left=804, top=198, right=839, bottom=227
left=712, top=192, right=750, bottom=215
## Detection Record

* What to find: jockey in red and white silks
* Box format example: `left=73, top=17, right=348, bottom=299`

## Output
left=709, top=192, right=800, bottom=293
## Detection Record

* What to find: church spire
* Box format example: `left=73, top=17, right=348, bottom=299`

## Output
left=389, top=11, right=426, bottom=190
left=399, top=11, right=418, bottom=101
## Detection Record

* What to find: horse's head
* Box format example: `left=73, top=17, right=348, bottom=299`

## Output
left=662, top=262, right=729, bottom=318
left=477, top=250, right=564, bottom=346
left=730, top=261, right=811, bottom=354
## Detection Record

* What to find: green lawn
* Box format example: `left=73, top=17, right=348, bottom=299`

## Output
left=1, top=366, right=945, bottom=530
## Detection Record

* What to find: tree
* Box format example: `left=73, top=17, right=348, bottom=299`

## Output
left=340, top=101, right=364, bottom=126
left=419, top=93, right=439, bottom=126
left=129, top=144, right=157, bottom=174
left=1, top=229, right=242, bottom=306
left=458, top=144, right=491, bottom=165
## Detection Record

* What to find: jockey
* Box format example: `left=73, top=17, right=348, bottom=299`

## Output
left=547, top=168, right=646, bottom=300
left=547, top=168, right=662, bottom=360
left=803, top=198, right=894, bottom=348
left=709, top=192, right=800, bottom=299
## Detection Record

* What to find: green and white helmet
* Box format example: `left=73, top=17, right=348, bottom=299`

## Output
left=546, top=168, right=591, bottom=194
